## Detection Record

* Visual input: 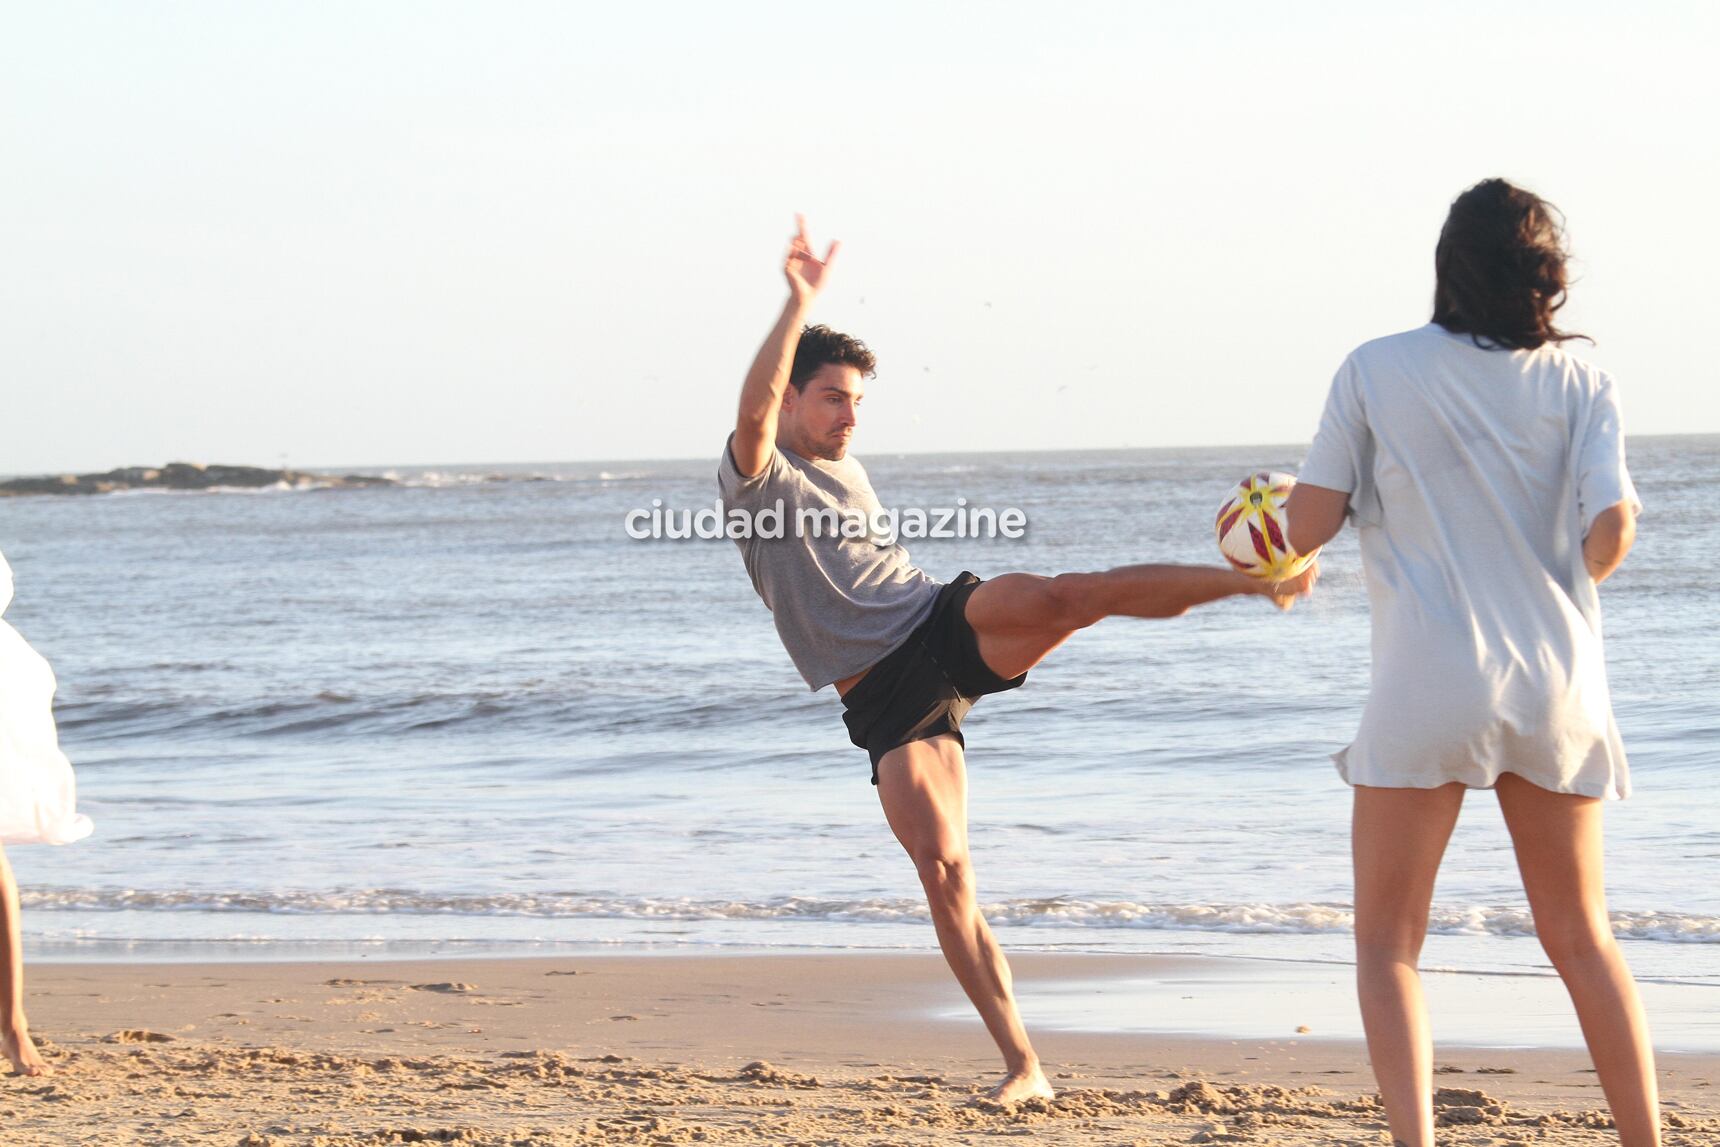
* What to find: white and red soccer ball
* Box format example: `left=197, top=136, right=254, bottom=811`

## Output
left=1215, top=471, right=1315, bottom=580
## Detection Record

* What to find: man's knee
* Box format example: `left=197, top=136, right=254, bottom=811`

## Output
left=1043, top=572, right=1105, bottom=631
left=971, top=571, right=1100, bottom=633
left=912, top=848, right=974, bottom=905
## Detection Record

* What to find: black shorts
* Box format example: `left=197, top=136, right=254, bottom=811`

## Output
left=840, top=571, right=1027, bottom=784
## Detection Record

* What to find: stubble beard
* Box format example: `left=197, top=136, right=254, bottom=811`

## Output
left=808, top=434, right=850, bottom=462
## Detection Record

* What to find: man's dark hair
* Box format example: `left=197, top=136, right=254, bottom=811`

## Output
left=789, top=324, right=877, bottom=391
left=1432, top=178, right=1587, bottom=351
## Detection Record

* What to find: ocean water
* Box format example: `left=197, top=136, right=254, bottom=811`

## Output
left=1, top=438, right=1716, bottom=1015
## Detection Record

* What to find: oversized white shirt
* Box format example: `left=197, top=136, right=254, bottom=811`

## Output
left=0, top=551, right=93, bottom=844
left=1299, top=323, right=1641, bottom=799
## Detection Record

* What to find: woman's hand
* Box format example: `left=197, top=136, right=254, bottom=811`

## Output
left=1266, top=559, right=1320, bottom=611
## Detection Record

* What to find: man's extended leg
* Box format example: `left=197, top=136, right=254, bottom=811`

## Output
left=875, top=734, right=1052, bottom=1104
left=966, top=563, right=1314, bottom=681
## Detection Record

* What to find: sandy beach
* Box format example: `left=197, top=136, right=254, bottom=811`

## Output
left=4, top=952, right=1713, bottom=1145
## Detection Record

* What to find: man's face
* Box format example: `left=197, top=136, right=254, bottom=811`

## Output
left=782, top=363, right=863, bottom=461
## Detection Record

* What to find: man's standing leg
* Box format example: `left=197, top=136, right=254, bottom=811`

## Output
left=874, top=734, right=1052, bottom=1104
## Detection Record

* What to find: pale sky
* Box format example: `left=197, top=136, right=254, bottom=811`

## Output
left=3, top=1, right=1716, bottom=475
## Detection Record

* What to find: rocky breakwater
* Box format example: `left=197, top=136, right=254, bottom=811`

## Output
left=0, top=462, right=397, bottom=496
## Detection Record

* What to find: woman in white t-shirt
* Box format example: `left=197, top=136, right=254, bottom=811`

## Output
left=1286, top=180, right=1657, bottom=1147
left=0, top=551, right=92, bottom=1075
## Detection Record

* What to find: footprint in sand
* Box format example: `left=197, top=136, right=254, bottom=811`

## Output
left=737, top=1060, right=820, bottom=1088
left=106, top=1030, right=176, bottom=1044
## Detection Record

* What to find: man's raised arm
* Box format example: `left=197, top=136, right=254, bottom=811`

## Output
left=731, top=216, right=840, bottom=478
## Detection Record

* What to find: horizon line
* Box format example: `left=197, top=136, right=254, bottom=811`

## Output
left=306, top=429, right=1719, bottom=474
left=5, top=430, right=1711, bottom=482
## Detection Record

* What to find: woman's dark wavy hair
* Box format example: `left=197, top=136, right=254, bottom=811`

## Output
left=1433, top=178, right=1587, bottom=350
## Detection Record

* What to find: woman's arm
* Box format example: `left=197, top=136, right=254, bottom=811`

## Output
left=1583, top=502, right=1636, bottom=584
left=1285, top=482, right=1351, bottom=558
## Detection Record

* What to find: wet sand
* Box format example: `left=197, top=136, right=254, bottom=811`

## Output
left=6, top=952, right=1716, bottom=1145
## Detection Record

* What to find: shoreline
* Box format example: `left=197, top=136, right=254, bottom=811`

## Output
left=10, top=951, right=1717, bottom=1144
left=27, top=938, right=1720, bottom=1052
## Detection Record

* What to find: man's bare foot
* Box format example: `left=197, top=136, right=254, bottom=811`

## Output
left=986, top=1063, right=1054, bottom=1104
left=3, top=1024, right=52, bottom=1077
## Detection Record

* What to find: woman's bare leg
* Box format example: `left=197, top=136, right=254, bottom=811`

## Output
left=1352, top=783, right=1466, bottom=1147
left=876, top=734, right=1051, bottom=1103
left=1, top=844, right=50, bottom=1076
left=1495, top=773, right=1659, bottom=1146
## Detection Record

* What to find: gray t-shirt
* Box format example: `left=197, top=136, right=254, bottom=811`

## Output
left=718, top=434, right=941, bottom=690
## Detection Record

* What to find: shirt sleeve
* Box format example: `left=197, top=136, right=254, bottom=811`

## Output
left=717, top=432, right=784, bottom=508
left=1575, top=376, right=1642, bottom=535
left=1297, top=356, right=1382, bottom=527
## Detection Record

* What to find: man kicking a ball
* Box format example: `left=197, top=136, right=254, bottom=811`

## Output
left=719, top=218, right=1316, bottom=1103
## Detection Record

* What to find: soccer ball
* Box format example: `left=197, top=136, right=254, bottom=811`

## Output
left=1215, top=472, right=1314, bottom=580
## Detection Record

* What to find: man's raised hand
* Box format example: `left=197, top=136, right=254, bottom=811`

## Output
left=785, top=215, right=840, bottom=303
left=731, top=217, right=841, bottom=478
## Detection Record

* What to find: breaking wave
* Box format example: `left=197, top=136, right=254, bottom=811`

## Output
left=20, top=890, right=1720, bottom=944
